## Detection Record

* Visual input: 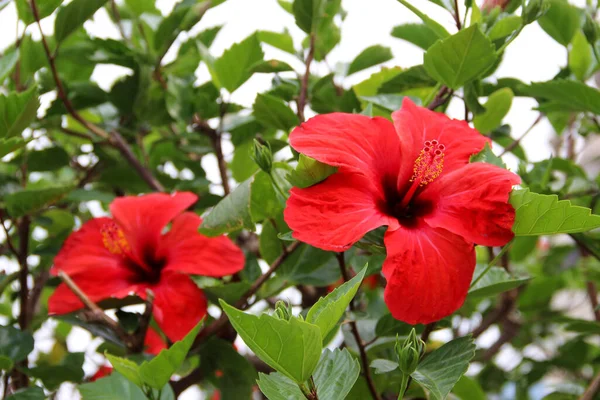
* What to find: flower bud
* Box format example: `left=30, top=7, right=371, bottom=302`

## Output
left=394, top=329, right=425, bottom=375
left=584, top=13, right=599, bottom=45
left=522, top=0, right=549, bottom=25
left=251, top=139, right=273, bottom=174
left=274, top=300, right=292, bottom=321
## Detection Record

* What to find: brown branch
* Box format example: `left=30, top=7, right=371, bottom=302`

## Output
left=31, top=0, right=164, bottom=192
left=297, top=34, right=316, bottom=123
left=581, top=370, right=600, bottom=400
left=586, top=281, right=600, bottom=321
left=471, top=290, right=517, bottom=338
left=336, top=253, right=381, bottom=400
left=17, top=217, right=31, bottom=331
left=427, top=86, right=453, bottom=110
left=192, top=115, right=230, bottom=195
left=110, top=0, right=128, bottom=43
left=420, top=322, right=437, bottom=344
left=499, top=114, right=543, bottom=157
left=27, top=269, right=49, bottom=321
left=0, top=212, right=18, bottom=258
left=453, top=0, right=462, bottom=29
left=480, top=318, right=521, bottom=362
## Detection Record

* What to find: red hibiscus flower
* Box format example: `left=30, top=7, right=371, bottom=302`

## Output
left=48, top=192, right=245, bottom=341
left=284, top=99, right=520, bottom=324
left=90, top=365, right=113, bottom=382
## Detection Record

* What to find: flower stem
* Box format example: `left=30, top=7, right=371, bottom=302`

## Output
left=397, top=373, right=410, bottom=400
left=469, top=241, right=513, bottom=289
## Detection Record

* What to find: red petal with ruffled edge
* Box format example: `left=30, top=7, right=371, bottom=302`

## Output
left=392, top=98, right=489, bottom=190
left=382, top=223, right=475, bottom=325
left=48, top=217, right=139, bottom=314
left=419, top=162, right=521, bottom=247
left=148, top=272, right=207, bottom=342
left=110, top=192, right=197, bottom=267
left=285, top=171, right=396, bottom=251
left=158, top=212, right=245, bottom=277
left=289, top=113, right=401, bottom=183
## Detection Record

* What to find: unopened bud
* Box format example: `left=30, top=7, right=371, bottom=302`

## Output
left=584, top=13, right=599, bottom=45
left=274, top=300, right=292, bottom=321
left=394, top=329, right=425, bottom=375
left=251, top=139, right=273, bottom=173
left=523, top=0, right=549, bottom=25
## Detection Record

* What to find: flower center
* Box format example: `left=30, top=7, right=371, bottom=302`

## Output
left=101, top=222, right=131, bottom=256
left=398, top=140, right=445, bottom=209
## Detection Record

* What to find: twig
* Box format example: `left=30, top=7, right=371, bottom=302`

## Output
left=133, top=289, right=155, bottom=352
left=192, top=115, right=230, bottom=195
left=297, top=34, right=316, bottom=123
left=499, top=114, right=543, bottom=157
left=336, top=253, right=381, bottom=400
left=420, top=322, right=437, bottom=344
left=427, top=86, right=453, bottom=110
left=453, top=0, right=462, bottom=29
left=0, top=212, right=18, bottom=258
left=471, top=290, right=517, bottom=338
left=479, top=317, right=521, bottom=361
left=581, top=370, right=600, bottom=400
left=27, top=269, right=49, bottom=321
left=17, top=217, right=31, bottom=331
left=110, top=0, right=129, bottom=43
left=586, top=281, right=600, bottom=321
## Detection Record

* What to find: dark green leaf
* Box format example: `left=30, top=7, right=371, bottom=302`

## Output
left=378, top=65, right=437, bottom=93
left=411, top=336, right=476, bottom=400
left=0, top=326, right=34, bottom=363
left=54, top=0, right=108, bottom=43
left=292, top=0, right=341, bottom=34
left=468, top=264, right=530, bottom=298
left=27, top=352, right=85, bottom=390
left=25, top=147, right=70, bottom=171
left=391, top=23, right=439, bottom=50
left=423, top=25, right=497, bottom=89
left=510, top=189, right=600, bottom=235
left=220, top=300, right=322, bottom=383
left=6, top=185, right=73, bottom=218
left=452, top=376, right=486, bottom=400
left=16, top=0, right=63, bottom=25
left=370, top=359, right=399, bottom=374
left=79, top=372, right=148, bottom=400
left=257, top=372, right=305, bottom=400
left=313, top=349, right=360, bottom=400
left=5, top=387, right=45, bottom=400
left=253, top=93, right=299, bottom=131
left=347, top=45, right=393, bottom=76
left=0, top=87, right=40, bottom=138
left=251, top=60, right=294, bottom=73
left=154, top=0, right=211, bottom=56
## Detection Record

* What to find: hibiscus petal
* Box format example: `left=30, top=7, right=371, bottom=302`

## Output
left=382, top=223, right=475, bottom=325
left=159, top=212, right=245, bottom=277
left=284, top=172, right=395, bottom=251
left=392, top=98, right=489, bottom=188
left=149, top=272, right=207, bottom=342
left=144, top=327, right=167, bottom=355
left=289, top=113, right=401, bottom=183
left=110, top=192, right=197, bottom=266
left=419, top=162, right=521, bottom=247
left=48, top=267, right=138, bottom=314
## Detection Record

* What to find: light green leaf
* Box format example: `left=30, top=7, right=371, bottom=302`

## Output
left=286, top=154, right=337, bottom=189
left=15, top=0, right=63, bottom=25
left=220, top=300, right=322, bottom=383
left=360, top=94, right=407, bottom=112
left=510, top=189, right=600, bottom=235
left=396, top=0, right=450, bottom=39
left=569, top=30, right=592, bottom=81
left=522, top=80, right=600, bottom=114
left=306, top=266, right=366, bottom=339
left=0, top=137, right=29, bottom=158
left=313, top=349, right=360, bottom=400
left=230, top=141, right=259, bottom=182
left=154, top=0, right=211, bottom=55
left=0, top=49, right=19, bottom=83
left=253, top=93, right=299, bottom=131
left=251, top=59, right=294, bottom=73
left=370, top=358, right=399, bottom=374
left=488, top=16, right=523, bottom=40
left=470, top=143, right=506, bottom=168
left=257, top=30, right=296, bottom=54
left=54, top=0, right=108, bottom=43
left=257, top=372, right=305, bottom=400
left=5, top=185, right=73, bottom=218
left=538, top=0, right=581, bottom=46
left=105, top=355, right=143, bottom=387
left=473, top=88, right=513, bottom=133
left=78, top=372, right=149, bottom=400
left=411, top=336, right=476, bottom=400
left=424, top=25, right=497, bottom=89
left=391, top=23, right=439, bottom=50
left=378, top=65, right=437, bottom=93
left=0, top=87, right=40, bottom=138
left=0, top=355, right=13, bottom=371
left=347, top=45, right=393, bottom=76
left=452, top=376, right=486, bottom=400
left=213, top=33, right=264, bottom=92
left=468, top=264, right=530, bottom=298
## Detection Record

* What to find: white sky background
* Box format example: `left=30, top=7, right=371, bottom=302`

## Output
left=0, top=0, right=593, bottom=398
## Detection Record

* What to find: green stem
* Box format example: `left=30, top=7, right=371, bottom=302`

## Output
left=299, top=383, right=313, bottom=400
left=496, top=26, right=524, bottom=55
left=397, top=373, right=410, bottom=400
left=469, top=241, right=513, bottom=289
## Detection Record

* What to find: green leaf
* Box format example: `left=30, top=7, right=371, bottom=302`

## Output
left=452, top=376, right=486, bottom=400
left=292, top=0, right=340, bottom=34
left=27, top=352, right=85, bottom=390
left=510, top=189, right=600, bottom=235
left=54, top=0, right=108, bottom=44
left=286, top=154, right=337, bottom=189
left=468, top=264, right=530, bottom=298
left=0, top=49, right=19, bottom=83
left=0, top=326, right=34, bottom=363
left=253, top=93, right=299, bottom=131
left=5, top=185, right=73, bottom=218
left=411, top=336, right=476, bottom=400
left=522, top=80, right=600, bottom=114
left=0, top=355, right=13, bottom=371
left=25, top=146, right=70, bottom=171
left=5, top=387, right=45, bottom=400
left=488, top=16, right=523, bottom=40
left=471, top=143, right=506, bottom=168
left=79, top=372, right=149, bottom=400
left=213, top=33, right=264, bottom=92
left=0, top=137, right=29, bottom=158
left=230, top=141, right=259, bottom=182
left=105, top=354, right=144, bottom=387
left=378, top=65, right=437, bottom=93
left=138, top=321, right=203, bottom=389
left=306, top=266, right=366, bottom=339
left=257, top=30, right=296, bottom=54
left=391, top=23, right=439, bottom=50
left=473, top=88, right=513, bottom=133
left=124, top=0, right=160, bottom=16
left=347, top=45, right=393, bottom=76
left=257, top=372, right=305, bottom=400
left=0, top=87, right=40, bottom=138
left=370, top=359, right=399, bottom=374
left=16, top=0, right=63, bottom=25
left=154, top=0, right=211, bottom=55
left=251, top=59, right=294, bottom=73
left=538, top=0, right=581, bottom=46
left=313, top=349, right=360, bottom=400
left=423, top=25, right=497, bottom=89
left=396, top=0, right=450, bottom=39
left=220, top=300, right=322, bottom=383
left=360, top=94, right=407, bottom=112
left=569, top=30, right=592, bottom=81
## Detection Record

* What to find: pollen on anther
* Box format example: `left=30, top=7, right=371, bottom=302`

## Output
left=101, top=222, right=130, bottom=255
left=410, top=140, right=446, bottom=186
